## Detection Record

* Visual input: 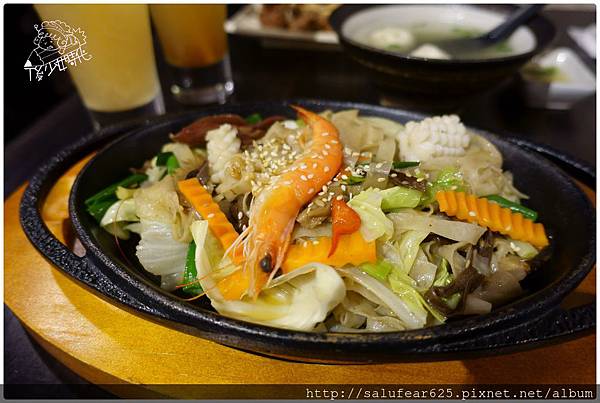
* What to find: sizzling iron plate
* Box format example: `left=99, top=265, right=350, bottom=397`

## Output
left=21, top=100, right=595, bottom=363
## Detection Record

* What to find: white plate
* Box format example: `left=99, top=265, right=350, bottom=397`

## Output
left=522, top=47, right=596, bottom=109
left=225, top=5, right=339, bottom=50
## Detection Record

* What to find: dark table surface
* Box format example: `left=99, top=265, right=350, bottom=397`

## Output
left=4, top=5, right=596, bottom=397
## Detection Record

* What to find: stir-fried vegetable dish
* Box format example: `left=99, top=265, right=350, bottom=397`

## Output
left=86, top=106, right=550, bottom=332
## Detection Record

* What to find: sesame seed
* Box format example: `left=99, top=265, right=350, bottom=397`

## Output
left=324, top=166, right=330, bottom=172
left=207, top=213, right=215, bottom=219
left=312, top=240, right=319, bottom=245
left=303, top=241, right=308, bottom=248
left=300, top=163, right=307, bottom=169
left=323, top=150, right=329, bottom=156
left=341, top=185, right=347, bottom=191
left=341, top=175, right=348, bottom=180
left=322, top=132, right=329, bottom=137
left=312, top=163, right=317, bottom=169
left=377, top=177, right=386, bottom=182
left=417, top=178, right=424, bottom=182
left=325, top=144, right=331, bottom=150
left=301, top=175, right=308, bottom=181
left=321, top=197, right=328, bottom=203
left=375, top=162, right=383, bottom=169
left=237, top=212, right=243, bottom=219
left=307, top=174, right=314, bottom=179
left=331, top=140, right=339, bottom=144
left=308, top=188, right=314, bottom=194
left=336, top=195, right=343, bottom=201
left=468, top=211, right=476, bottom=217
left=391, top=173, right=398, bottom=178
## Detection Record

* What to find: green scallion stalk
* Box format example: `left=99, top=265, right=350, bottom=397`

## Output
left=84, top=173, right=147, bottom=207
left=483, top=195, right=538, bottom=221
left=155, top=152, right=174, bottom=166
left=166, top=154, right=180, bottom=174
left=182, top=241, right=202, bottom=295
left=245, top=113, right=262, bottom=125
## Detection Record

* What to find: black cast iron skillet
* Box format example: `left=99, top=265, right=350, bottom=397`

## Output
left=20, top=100, right=595, bottom=363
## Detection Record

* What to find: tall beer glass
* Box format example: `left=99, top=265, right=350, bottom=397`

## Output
left=150, top=4, right=233, bottom=105
left=34, top=4, right=164, bottom=129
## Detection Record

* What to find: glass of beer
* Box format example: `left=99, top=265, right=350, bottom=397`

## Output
left=33, top=4, right=164, bottom=129
left=150, top=4, right=233, bottom=105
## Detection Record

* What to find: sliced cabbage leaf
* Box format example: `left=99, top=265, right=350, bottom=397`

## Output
left=361, top=116, right=404, bottom=138
left=462, top=294, right=492, bottom=315
left=435, top=241, right=468, bottom=276
left=388, top=268, right=446, bottom=324
left=214, top=264, right=345, bottom=331
left=420, top=166, right=467, bottom=206
left=99, top=198, right=138, bottom=239
left=116, top=186, right=136, bottom=200
left=191, top=220, right=345, bottom=331
left=161, top=142, right=205, bottom=180
left=433, top=258, right=454, bottom=287
left=380, top=186, right=422, bottom=211
left=134, top=176, right=194, bottom=243
left=389, top=209, right=485, bottom=244
left=136, top=220, right=189, bottom=279
left=392, top=230, right=429, bottom=273
left=331, top=291, right=406, bottom=332
left=338, top=267, right=433, bottom=329
left=347, top=188, right=393, bottom=241
left=508, top=239, right=538, bottom=259
left=409, top=248, right=437, bottom=291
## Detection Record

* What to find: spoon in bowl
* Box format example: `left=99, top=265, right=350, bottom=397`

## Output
left=432, top=4, right=544, bottom=57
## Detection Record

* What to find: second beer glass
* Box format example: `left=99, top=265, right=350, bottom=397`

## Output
left=150, top=4, right=234, bottom=105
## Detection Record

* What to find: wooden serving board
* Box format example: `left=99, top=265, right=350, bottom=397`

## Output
left=4, top=157, right=595, bottom=396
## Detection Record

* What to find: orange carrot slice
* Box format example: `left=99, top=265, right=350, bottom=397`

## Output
left=436, top=190, right=549, bottom=247
left=282, top=231, right=376, bottom=274
left=177, top=178, right=244, bottom=263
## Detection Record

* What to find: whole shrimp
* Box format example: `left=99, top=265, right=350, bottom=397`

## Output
left=241, top=106, right=343, bottom=298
